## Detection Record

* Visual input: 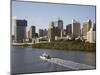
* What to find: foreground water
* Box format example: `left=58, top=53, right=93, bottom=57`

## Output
left=11, top=46, right=96, bottom=74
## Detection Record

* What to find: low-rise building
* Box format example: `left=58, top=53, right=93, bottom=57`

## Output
left=32, top=37, right=48, bottom=44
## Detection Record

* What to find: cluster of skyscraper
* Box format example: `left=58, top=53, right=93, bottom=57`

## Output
left=12, top=17, right=96, bottom=43
left=48, top=18, right=63, bottom=41
left=28, top=26, right=38, bottom=41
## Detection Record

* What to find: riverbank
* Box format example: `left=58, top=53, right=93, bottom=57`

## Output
left=32, top=40, right=96, bottom=52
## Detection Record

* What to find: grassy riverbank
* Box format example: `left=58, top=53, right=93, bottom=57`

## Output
left=32, top=40, right=96, bottom=52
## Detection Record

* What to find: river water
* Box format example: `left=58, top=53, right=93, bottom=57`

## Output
left=11, top=46, right=96, bottom=74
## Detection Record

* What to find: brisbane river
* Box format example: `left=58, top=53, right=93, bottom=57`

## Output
left=11, top=46, right=96, bottom=74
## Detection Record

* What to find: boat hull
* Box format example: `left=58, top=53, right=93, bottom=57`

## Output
left=40, top=56, right=46, bottom=60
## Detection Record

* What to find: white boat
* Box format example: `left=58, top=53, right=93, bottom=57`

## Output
left=40, top=53, right=51, bottom=60
left=40, top=56, right=46, bottom=60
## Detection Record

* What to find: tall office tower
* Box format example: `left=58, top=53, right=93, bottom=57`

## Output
left=29, top=26, right=37, bottom=39
left=15, top=19, right=27, bottom=43
left=80, top=28, right=83, bottom=36
left=48, top=21, right=55, bottom=28
left=39, top=29, right=44, bottom=37
left=55, top=26, right=61, bottom=37
left=48, top=21, right=60, bottom=42
left=58, top=18, right=63, bottom=31
left=25, top=27, right=29, bottom=39
left=48, top=21, right=55, bottom=41
left=43, top=29, right=48, bottom=36
left=28, top=30, right=30, bottom=39
left=82, top=19, right=92, bottom=36
left=93, top=23, right=96, bottom=31
left=72, top=19, right=80, bottom=37
left=30, top=26, right=36, bottom=39
left=66, top=24, right=72, bottom=34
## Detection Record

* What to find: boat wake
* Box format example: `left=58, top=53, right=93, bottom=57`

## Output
left=40, top=56, right=95, bottom=70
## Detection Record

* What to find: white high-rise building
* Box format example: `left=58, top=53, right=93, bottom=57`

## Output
left=12, top=16, right=16, bottom=35
left=87, top=28, right=96, bottom=43
left=12, top=17, right=17, bottom=43
left=72, top=19, right=80, bottom=37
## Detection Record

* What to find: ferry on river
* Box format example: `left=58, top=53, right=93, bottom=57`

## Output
left=40, top=53, right=51, bottom=60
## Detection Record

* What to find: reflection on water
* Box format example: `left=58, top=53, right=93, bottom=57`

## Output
left=11, top=46, right=96, bottom=74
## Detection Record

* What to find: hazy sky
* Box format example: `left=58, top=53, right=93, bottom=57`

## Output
left=12, top=1, right=96, bottom=34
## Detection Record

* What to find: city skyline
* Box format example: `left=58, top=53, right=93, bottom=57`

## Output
left=12, top=1, right=96, bottom=34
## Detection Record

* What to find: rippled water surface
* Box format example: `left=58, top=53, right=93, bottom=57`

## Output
left=11, top=46, right=96, bottom=74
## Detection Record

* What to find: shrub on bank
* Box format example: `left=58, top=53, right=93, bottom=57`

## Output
left=32, top=40, right=96, bottom=52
